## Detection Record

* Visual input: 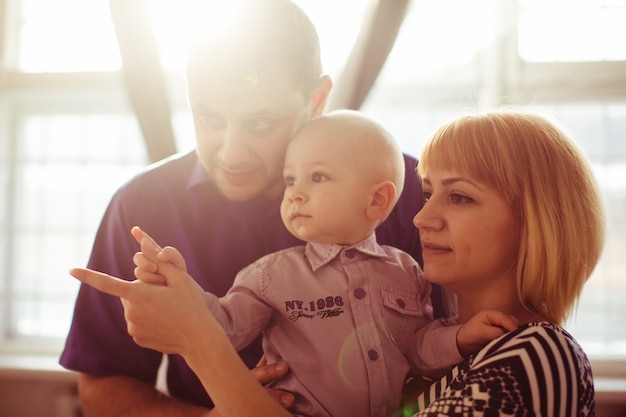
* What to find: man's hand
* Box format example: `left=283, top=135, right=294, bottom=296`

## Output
left=456, top=310, right=518, bottom=357
left=252, top=357, right=295, bottom=409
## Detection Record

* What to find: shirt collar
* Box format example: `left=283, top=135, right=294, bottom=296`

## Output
left=304, top=233, right=389, bottom=272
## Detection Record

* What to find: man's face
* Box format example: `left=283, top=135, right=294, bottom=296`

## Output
left=188, top=66, right=312, bottom=201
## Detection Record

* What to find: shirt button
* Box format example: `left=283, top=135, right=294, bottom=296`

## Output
left=354, top=288, right=366, bottom=299
left=344, top=249, right=356, bottom=258
left=396, top=298, right=406, bottom=308
left=368, top=350, right=379, bottom=361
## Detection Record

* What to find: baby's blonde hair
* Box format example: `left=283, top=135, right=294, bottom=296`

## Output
left=306, top=110, right=405, bottom=208
left=418, top=109, right=605, bottom=324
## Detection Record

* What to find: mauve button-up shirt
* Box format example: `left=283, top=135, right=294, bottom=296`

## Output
left=206, top=233, right=462, bottom=417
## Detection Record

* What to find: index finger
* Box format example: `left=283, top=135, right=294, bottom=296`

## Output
left=70, top=267, right=134, bottom=299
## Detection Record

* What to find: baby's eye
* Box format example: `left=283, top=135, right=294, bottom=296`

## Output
left=312, top=173, right=328, bottom=183
left=284, top=176, right=296, bottom=186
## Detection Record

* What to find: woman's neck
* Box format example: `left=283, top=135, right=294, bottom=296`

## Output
left=454, top=283, right=545, bottom=326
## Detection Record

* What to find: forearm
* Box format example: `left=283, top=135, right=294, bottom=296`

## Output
left=409, top=321, right=463, bottom=376
left=78, top=373, right=212, bottom=417
left=183, top=325, right=291, bottom=417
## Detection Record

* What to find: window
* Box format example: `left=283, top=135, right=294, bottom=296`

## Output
left=0, top=0, right=624, bottom=367
left=362, top=0, right=626, bottom=359
left=0, top=0, right=366, bottom=349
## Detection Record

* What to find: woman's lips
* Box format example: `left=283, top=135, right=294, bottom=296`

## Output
left=421, top=241, right=452, bottom=256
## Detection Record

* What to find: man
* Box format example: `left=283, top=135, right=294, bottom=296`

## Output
left=60, top=1, right=426, bottom=416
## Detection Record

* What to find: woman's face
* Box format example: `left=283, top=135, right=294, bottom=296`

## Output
left=413, top=167, right=520, bottom=294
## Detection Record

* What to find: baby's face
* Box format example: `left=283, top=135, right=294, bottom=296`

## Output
left=280, top=123, right=377, bottom=245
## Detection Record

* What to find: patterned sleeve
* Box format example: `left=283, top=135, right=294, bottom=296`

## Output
left=412, top=322, right=595, bottom=417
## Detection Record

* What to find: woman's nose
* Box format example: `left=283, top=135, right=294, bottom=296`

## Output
left=413, top=200, right=442, bottom=230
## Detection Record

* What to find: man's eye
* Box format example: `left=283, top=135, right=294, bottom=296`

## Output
left=312, top=173, right=327, bottom=182
left=198, top=111, right=225, bottom=130
left=422, top=192, right=432, bottom=203
left=245, top=119, right=271, bottom=132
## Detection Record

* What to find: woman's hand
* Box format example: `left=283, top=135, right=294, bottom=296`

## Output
left=70, top=261, right=213, bottom=357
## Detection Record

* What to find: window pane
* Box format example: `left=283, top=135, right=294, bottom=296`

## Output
left=7, top=111, right=147, bottom=338
left=519, top=0, right=626, bottom=62
left=364, top=2, right=626, bottom=359
left=17, top=0, right=120, bottom=72
left=528, top=103, right=626, bottom=356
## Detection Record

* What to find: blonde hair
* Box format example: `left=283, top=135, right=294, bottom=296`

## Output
left=418, top=109, right=606, bottom=324
left=304, top=110, right=405, bottom=206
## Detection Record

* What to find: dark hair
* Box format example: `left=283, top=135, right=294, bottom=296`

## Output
left=186, top=0, right=322, bottom=100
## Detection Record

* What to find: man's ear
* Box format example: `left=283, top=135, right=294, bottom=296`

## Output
left=310, top=75, right=332, bottom=117
left=366, top=181, right=396, bottom=221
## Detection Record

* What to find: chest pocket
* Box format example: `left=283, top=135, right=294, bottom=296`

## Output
left=382, top=287, right=427, bottom=348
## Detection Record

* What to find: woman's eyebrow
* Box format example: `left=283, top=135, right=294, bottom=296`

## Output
left=427, top=176, right=486, bottom=191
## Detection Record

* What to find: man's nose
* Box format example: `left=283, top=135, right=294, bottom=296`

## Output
left=218, top=128, right=249, bottom=167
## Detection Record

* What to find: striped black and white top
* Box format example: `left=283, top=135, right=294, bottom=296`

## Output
left=410, top=321, right=595, bottom=416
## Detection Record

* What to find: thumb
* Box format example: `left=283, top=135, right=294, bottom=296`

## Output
left=152, top=257, right=191, bottom=287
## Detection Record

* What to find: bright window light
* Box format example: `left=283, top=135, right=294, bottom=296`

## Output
left=17, top=0, right=121, bottom=72
left=519, top=0, right=626, bottom=62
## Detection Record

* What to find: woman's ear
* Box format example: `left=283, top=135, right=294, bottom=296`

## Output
left=366, top=181, right=397, bottom=221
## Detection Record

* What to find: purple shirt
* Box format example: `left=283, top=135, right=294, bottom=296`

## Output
left=207, top=233, right=462, bottom=417
left=60, top=150, right=430, bottom=408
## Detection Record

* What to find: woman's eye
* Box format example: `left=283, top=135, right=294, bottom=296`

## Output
left=450, top=193, right=473, bottom=204
left=422, top=191, right=432, bottom=203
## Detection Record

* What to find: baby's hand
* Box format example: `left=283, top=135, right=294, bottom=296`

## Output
left=131, top=226, right=188, bottom=285
left=456, top=310, right=518, bottom=357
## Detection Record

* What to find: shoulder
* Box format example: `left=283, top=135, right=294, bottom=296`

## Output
left=248, top=245, right=307, bottom=269
left=480, top=321, right=587, bottom=360
left=474, top=321, right=594, bottom=402
left=413, top=322, right=594, bottom=416
left=108, top=150, right=217, bottom=215
left=379, top=244, right=422, bottom=269
left=119, top=150, right=199, bottom=192
left=235, top=245, right=306, bottom=288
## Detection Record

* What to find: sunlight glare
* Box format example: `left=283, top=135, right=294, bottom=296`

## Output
left=149, top=0, right=244, bottom=70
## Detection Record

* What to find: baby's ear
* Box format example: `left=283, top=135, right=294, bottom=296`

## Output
left=366, top=181, right=396, bottom=221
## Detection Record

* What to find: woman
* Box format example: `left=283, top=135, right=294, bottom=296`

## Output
left=406, top=109, right=604, bottom=416
left=71, top=108, right=604, bottom=417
